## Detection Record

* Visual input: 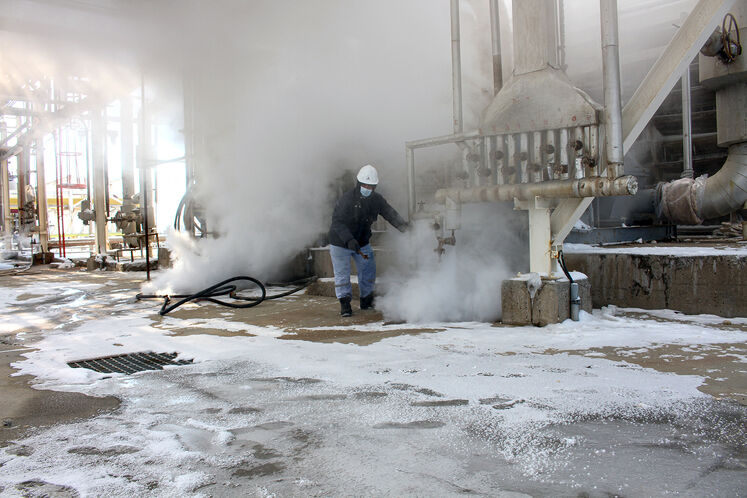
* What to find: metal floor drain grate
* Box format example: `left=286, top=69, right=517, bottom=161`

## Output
left=67, top=352, right=193, bottom=374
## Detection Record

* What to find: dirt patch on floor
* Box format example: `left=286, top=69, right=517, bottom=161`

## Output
left=545, top=342, right=747, bottom=405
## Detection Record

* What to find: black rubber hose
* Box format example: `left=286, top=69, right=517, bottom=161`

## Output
left=231, top=276, right=317, bottom=302
left=136, top=275, right=317, bottom=315
left=558, top=250, right=574, bottom=283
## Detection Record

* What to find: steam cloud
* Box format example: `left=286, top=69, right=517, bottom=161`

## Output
left=378, top=204, right=526, bottom=323
left=145, top=0, right=493, bottom=296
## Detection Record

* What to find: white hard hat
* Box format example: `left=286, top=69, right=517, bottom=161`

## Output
left=357, top=164, right=379, bottom=185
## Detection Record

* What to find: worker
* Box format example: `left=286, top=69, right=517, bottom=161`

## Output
left=328, top=164, right=408, bottom=317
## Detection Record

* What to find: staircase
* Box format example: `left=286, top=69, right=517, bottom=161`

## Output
left=650, top=59, right=727, bottom=183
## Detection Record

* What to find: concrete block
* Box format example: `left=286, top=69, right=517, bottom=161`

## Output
left=501, top=278, right=532, bottom=325
left=502, top=275, right=592, bottom=326
left=532, top=280, right=570, bottom=326
left=307, top=277, right=359, bottom=298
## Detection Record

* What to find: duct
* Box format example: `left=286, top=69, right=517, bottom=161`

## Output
left=435, top=175, right=638, bottom=204
left=657, top=142, right=747, bottom=223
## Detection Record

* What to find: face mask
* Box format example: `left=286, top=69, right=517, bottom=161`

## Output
left=360, top=186, right=373, bottom=197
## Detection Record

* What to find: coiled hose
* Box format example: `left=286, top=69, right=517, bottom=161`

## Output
left=136, top=275, right=317, bottom=316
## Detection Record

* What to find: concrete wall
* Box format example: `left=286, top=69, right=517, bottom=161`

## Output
left=564, top=252, right=746, bottom=318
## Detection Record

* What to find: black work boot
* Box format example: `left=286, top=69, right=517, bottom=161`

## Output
left=360, top=293, right=374, bottom=310
left=339, top=296, right=353, bottom=317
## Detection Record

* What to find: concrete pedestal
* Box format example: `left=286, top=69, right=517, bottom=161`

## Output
left=502, top=274, right=592, bottom=326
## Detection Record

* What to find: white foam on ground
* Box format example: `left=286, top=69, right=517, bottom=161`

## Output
left=1, top=278, right=745, bottom=495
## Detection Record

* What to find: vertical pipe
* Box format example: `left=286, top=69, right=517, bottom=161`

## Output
left=681, top=63, right=694, bottom=179
left=556, top=0, right=566, bottom=69
left=489, top=0, right=503, bottom=95
left=140, top=75, right=151, bottom=280
left=406, top=147, right=415, bottom=219
left=450, top=0, right=463, bottom=134
left=497, top=136, right=507, bottom=185
left=1, top=156, right=10, bottom=249
left=546, top=129, right=557, bottom=180
left=34, top=141, right=49, bottom=254
left=519, top=133, right=529, bottom=184
left=574, top=126, right=585, bottom=179
left=559, top=128, right=569, bottom=179
left=532, top=131, right=543, bottom=182
left=18, top=150, right=28, bottom=218
left=600, top=0, right=624, bottom=178
left=507, top=134, right=517, bottom=184
left=480, top=137, right=490, bottom=185
left=121, top=97, right=136, bottom=209
left=91, top=110, right=108, bottom=256
left=183, top=73, right=196, bottom=235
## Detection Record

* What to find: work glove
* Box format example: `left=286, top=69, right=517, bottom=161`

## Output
left=346, top=239, right=361, bottom=252
left=398, top=222, right=410, bottom=233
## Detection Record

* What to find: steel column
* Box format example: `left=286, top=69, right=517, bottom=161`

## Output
left=528, top=200, right=552, bottom=274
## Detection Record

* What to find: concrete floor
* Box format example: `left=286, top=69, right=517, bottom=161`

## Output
left=0, top=267, right=745, bottom=496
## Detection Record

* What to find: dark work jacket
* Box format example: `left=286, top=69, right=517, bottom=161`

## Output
left=328, top=187, right=407, bottom=248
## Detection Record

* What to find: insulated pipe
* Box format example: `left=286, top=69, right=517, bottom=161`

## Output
left=700, top=142, right=747, bottom=219
left=657, top=143, right=747, bottom=223
left=434, top=175, right=638, bottom=204
left=681, top=65, right=694, bottom=179
left=600, top=0, right=624, bottom=178
left=489, top=0, right=503, bottom=95
left=451, top=0, right=463, bottom=134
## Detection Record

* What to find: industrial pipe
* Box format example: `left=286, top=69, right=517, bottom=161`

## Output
left=657, top=142, right=747, bottom=224
left=489, top=0, right=503, bottom=95
left=701, top=142, right=747, bottom=219
left=681, top=65, right=694, bottom=178
left=434, top=175, right=638, bottom=204
left=600, top=0, right=625, bottom=178
left=451, top=0, right=463, bottom=134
